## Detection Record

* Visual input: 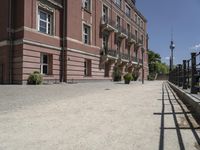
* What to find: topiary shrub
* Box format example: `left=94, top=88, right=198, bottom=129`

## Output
left=132, top=72, right=139, bottom=81
left=123, top=73, right=133, bottom=84
left=112, top=66, right=122, bottom=81
left=27, top=71, right=43, bottom=85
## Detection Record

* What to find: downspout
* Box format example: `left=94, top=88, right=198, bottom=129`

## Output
left=61, top=0, right=67, bottom=82
left=8, top=0, right=13, bottom=84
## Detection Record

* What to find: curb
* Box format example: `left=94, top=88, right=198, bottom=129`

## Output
left=168, top=81, right=200, bottom=115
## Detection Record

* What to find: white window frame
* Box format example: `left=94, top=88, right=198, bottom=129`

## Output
left=116, top=16, right=120, bottom=28
left=40, top=53, right=49, bottom=75
left=102, top=4, right=109, bottom=23
left=38, top=9, right=53, bottom=35
left=83, top=24, right=91, bottom=44
left=83, top=0, right=91, bottom=12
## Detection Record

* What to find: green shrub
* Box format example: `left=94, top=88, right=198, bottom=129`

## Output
left=113, top=66, right=122, bottom=81
left=132, top=72, right=139, bottom=81
left=27, top=71, right=43, bottom=85
left=147, top=74, right=155, bottom=81
left=123, top=73, right=133, bottom=84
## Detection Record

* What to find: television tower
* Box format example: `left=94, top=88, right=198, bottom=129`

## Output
left=169, top=30, right=175, bottom=71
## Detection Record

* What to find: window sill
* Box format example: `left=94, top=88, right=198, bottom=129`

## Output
left=82, top=7, right=92, bottom=14
left=38, top=31, right=55, bottom=37
left=42, top=74, right=54, bottom=77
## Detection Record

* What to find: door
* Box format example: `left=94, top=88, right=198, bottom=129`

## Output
left=0, top=64, right=3, bottom=84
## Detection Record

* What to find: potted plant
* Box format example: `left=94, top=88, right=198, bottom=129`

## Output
left=123, top=73, right=133, bottom=84
left=27, top=71, right=43, bottom=85
left=112, top=66, right=122, bottom=81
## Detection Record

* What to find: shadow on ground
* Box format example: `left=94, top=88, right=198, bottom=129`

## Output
left=154, top=82, right=200, bottom=150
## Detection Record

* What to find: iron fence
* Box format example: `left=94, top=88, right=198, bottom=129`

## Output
left=169, top=52, right=200, bottom=94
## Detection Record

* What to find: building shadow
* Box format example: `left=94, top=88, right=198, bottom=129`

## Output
left=154, top=82, right=200, bottom=150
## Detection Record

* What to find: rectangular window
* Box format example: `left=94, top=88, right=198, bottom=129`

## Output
left=84, top=59, right=92, bottom=76
left=38, top=9, right=53, bottom=35
left=83, top=0, right=91, bottom=12
left=141, top=34, right=144, bottom=45
left=138, top=17, right=140, bottom=26
left=135, top=30, right=138, bottom=40
left=125, top=5, right=131, bottom=17
left=135, top=14, right=137, bottom=22
left=127, top=24, right=130, bottom=33
left=83, top=24, right=91, bottom=44
left=115, top=0, right=121, bottom=8
left=141, top=20, right=144, bottom=29
left=102, top=5, right=108, bottom=23
left=40, top=53, right=52, bottom=75
left=116, top=16, right=120, bottom=29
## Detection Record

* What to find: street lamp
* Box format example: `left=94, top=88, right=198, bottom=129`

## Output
left=170, top=40, right=175, bottom=71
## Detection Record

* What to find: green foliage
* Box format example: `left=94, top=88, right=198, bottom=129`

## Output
left=112, top=66, right=122, bottom=81
left=148, top=74, right=155, bottom=81
left=27, top=71, right=43, bottom=85
left=148, top=50, right=169, bottom=75
left=132, top=72, right=139, bottom=81
left=123, top=73, right=133, bottom=84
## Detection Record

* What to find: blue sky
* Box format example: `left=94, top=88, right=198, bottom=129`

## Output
left=136, top=0, right=200, bottom=65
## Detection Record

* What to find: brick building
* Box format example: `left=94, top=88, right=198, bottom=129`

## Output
left=0, top=0, right=148, bottom=84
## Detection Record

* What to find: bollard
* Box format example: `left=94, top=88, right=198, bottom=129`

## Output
left=187, top=60, right=190, bottom=88
left=178, top=64, right=182, bottom=87
left=183, top=60, right=187, bottom=89
left=191, top=52, right=198, bottom=94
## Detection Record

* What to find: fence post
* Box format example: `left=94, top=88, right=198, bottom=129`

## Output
left=187, top=60, right=190, bottom=88
left=178, top=64, right=182, bottom=87
left=183, top=60, right=187, bottom=89
left=175, top=66, right=178, bottom=85
left=191, top=52, right=198, bottom=94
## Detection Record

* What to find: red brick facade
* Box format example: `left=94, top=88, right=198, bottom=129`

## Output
left=0, top=0, right=149, bottom=84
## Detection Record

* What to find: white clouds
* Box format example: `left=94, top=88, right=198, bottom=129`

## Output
left=165, top=57, right=170, bottom=60
left=165, top=57, right=175, bottom=60
left=190, top=43, right=200, bottom=51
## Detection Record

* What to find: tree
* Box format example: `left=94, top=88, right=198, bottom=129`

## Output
left=148, top=50, right=169, bottom=75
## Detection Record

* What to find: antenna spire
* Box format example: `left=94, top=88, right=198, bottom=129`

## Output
left=171, top=27, right=174, bottom=41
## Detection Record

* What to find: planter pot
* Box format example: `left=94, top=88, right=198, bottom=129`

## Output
left=125, top=80, right=130, bottom=84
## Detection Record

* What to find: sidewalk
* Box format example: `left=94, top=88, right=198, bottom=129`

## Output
left=0, top=81, right=199, bottom=150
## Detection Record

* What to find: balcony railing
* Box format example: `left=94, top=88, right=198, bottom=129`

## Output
left=101, top=16, right=117, bottom=31
left=131, top=56, right=138, bottom=63
left=101, top=48, right=118, bottom=58
left=120, top=53, right=129, bottom=60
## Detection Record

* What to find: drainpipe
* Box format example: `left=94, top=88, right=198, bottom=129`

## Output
left=61, top=0, right=67, bottom=82
left=8, top=0, right=13, bottom=84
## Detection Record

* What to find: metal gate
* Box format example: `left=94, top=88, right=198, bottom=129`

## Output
left=0, top=64, right=3, bottom=84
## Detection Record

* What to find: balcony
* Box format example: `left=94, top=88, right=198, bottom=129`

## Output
left=127, top=33, right=136, bottom=45
left=116, top=26, right=128, bottom=39
left=100, top=48, right=118, bottom=64
left=120, top=52, right=130, bottom=62
left=101, top=17, right=117, bottom=33
left=131, top=56, right=139, bottom=64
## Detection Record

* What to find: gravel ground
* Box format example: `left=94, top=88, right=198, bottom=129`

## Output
left=0, top=81, right=199, bottom=150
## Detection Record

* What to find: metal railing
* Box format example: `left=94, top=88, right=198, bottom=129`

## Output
left=128, top=32, right=136, bottom=41
left=120, top=53, right=129, bottom=60
left=169, top=52, right=200, bottom=94
left=101, top=48, right=118, bottom=58
left=131, top=56, right=138, bottom=63
left=101, top=16, right=116, bottom=29
left=116, top=25, right=128, bottom=36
